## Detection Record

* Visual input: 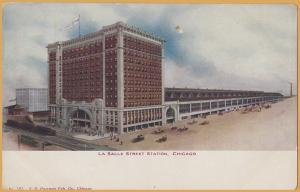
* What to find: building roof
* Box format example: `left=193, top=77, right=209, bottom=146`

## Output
left=47, top=21, right=165, bottom=48
left=4, top=104, right=25, bottom=110
left=165, top=87, right=283, bottom=102
left=165, top=87, right=265, bottom=93
left=165, top=87, right=283, bottom=95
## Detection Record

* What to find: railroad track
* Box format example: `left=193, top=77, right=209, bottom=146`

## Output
left=4, top=125, right=115, bottom=151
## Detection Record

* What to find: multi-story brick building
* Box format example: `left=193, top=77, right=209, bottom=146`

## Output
left=47, top=22, right=165, bottom=135
left=48, top=21, right=283, bottom=136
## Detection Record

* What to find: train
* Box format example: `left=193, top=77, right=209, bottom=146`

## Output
left=5, top=120, right=56, bottom=136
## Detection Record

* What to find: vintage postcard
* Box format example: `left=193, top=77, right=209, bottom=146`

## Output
left=2, top=3, right=297, bottom=190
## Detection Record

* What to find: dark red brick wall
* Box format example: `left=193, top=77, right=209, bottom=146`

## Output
left=48, top=51, right=56, bottom=104
left=49, top=32, right=162, bottom=109
left=123, top=35, right=162, bottom=107
left=105, top=35, right=118, bottom=107
left=61, top=42, right=103, bottom=102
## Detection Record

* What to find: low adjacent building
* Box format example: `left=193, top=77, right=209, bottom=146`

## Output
left=14, top=88, right=49, bottom=122
left=16, top=88, right=48, bottom=112
left=164, top=88, right=283, bottom=124
left=4, top=104, right=27, bottom=123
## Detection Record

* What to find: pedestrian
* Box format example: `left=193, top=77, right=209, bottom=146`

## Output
left=110, top=132, right=113, bottom=140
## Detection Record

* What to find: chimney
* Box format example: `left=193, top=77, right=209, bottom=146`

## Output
left=290, top=82, right=293, bottom=97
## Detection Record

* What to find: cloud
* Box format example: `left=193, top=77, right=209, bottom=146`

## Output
left=119, top=4, right=296, bottom=94
left=3, top=3, right=126, bottom=106
left=164, top=5, right=296, bottom=94
left=3, top=4, right=297, bottom=106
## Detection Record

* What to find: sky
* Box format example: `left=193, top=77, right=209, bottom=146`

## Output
left=3, top=3, right=297, bottom=106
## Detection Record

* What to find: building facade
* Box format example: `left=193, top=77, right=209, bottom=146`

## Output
left=16, top=88, right=48, bottom=112
left=48, top=21, right=283, bottom=136
left=47, top=22, right=165, bottom=135
left=164, top=88, right=283, bottom=123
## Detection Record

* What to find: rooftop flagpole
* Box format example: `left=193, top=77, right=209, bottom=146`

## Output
left=62, top=15, right=81, bottom=38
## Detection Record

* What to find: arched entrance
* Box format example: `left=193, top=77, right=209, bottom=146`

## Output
left=166, top=107, right=175, bottom=123
left=70, top=109, right=91, bottom=132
